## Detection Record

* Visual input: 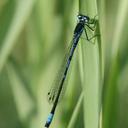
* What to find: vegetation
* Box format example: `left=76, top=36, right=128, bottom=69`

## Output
left=0, top=0, right=128, bottom=128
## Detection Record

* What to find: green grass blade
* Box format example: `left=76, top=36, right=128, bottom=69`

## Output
left=67, top=92, right=84, bottom=128
left=79, top=0, right=102, bottom=128
left=7, top=62, right=35, bottom=125
left=103, top=0, right=128, bottom=128
left=0, top=0, right=35, bottom=73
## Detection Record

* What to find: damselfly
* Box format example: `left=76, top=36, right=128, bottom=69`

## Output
left=44, top=14, right=98, bottom=128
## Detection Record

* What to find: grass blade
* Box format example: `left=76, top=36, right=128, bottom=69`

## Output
left=79, top=0, right=102, bottom=128
left=0, top=0, right=35, bottom=73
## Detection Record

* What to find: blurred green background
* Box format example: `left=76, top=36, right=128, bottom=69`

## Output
left=0, top=0, right=128, bottom=128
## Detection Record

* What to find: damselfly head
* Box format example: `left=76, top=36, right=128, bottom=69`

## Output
left=77, top=14, right=89, bottom=23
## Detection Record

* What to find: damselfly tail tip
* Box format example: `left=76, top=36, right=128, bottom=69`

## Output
left=44, top=122, right=49, bottom=128
left=44, top=113, right=54, bottom=128
left=44, top=120, right=51, bottom=128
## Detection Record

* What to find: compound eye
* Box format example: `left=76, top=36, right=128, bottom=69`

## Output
left=85, top=18, right=88, bottom=22
left=78, top=16, right=82, bottom=19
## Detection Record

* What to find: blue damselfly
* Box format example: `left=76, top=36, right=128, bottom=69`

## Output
left=44, top=14, right=98, bottom=128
